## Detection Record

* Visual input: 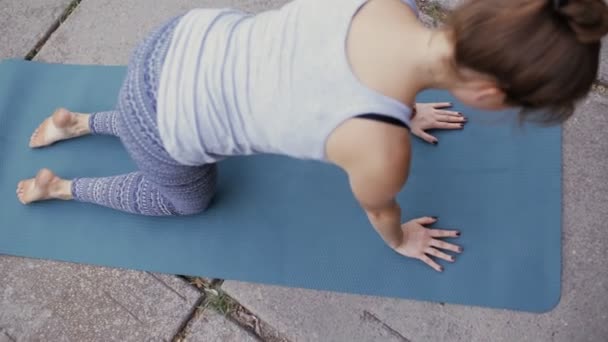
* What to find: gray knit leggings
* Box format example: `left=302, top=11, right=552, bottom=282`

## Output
left=71, top=16, right=217, bottom=216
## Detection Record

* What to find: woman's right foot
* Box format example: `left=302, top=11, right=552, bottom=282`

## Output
left=16, top=168, right=73, bottom=204
left=29, top=108, right=90, bottom=148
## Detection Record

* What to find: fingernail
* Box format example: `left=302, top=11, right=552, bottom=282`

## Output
left=456, top=231, right=461, bottom=236
left=450, top=256, right=455, bottom=262
left=462, top=117, right=468, bottom=122
left=459, top=123, right=464, bottom=129
left=431, top=216, right=439, bottom=220
left=433, top=140, right=439, bottom=145
left=458, top=247, right=463, bottom=253
left=439, top=266, right=444, bottom=272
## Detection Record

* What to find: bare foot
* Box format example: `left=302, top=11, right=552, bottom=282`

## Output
left=29, top=108, right=90, bottom=148
left=16, top=169, right=72, bottom=204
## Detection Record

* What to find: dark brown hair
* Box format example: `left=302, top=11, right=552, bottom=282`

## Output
left=448, top=0, right=608, bottom=123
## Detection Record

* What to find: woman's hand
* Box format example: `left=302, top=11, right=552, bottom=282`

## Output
left=393, top=217, right=462, bottom=272
left=410, top=102, right=466, bottom=144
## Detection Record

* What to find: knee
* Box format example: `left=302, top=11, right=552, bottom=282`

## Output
left=173, top=196, right=214, bottom=216
left=161, top=165, right=218, bottom=216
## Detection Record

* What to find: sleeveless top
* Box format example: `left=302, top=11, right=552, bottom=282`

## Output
left=157, top=0, right=419, bottom=166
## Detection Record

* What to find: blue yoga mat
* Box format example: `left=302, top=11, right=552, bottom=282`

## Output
left=0, top=59, right=561, bottom=313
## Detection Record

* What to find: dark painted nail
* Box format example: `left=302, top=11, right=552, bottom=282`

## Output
left=433, top=141, right=439, bottom=145
left=458, top=247, right=463, bottom=253
left=456, top=231, right=461, bottom=236
left=451, top=256, right=455, bottom=262
left=439, top=266, right=444, bottom=272
left=460, top=123, right=464, bottom=129
left=431, top=216, right=439, bottom=220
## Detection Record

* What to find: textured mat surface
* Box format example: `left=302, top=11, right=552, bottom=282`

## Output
left=0, top=60, right=562, bottom=312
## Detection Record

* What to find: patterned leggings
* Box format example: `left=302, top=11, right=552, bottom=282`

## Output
left=71, top=15, right=217, bottom=216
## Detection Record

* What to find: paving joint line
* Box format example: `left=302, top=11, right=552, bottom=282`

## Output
left=175, top=276, right=290, bottom=341
left=147, top=272, right=188, bottom=301
left=171, top=294, right=207, bottom=342
left=24, top=0, right=83, bottom=60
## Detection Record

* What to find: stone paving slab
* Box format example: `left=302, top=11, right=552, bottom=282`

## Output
left=223, top=91, right=608, bottom=342
left=0, top=0, right=73, bottom=59
left=183, top=309, right=259, bottom=342
left=0, top=255, right=200, bottom=341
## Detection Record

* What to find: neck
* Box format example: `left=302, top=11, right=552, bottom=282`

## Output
left=400, top=28, right=458, bottom=94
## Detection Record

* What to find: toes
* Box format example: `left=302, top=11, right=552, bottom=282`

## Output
left=29, top=128, right=43, bottom=148
left=16, top=181, right=28, bottom=204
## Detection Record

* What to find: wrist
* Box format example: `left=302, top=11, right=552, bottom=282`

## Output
left=388, top=230, right=404, bottom=249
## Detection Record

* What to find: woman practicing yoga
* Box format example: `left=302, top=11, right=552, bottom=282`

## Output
left=16, top=0, right=608, bottom=271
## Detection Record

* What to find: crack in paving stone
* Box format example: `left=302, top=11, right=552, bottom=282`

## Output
left=362, top=310, right=412, bottom=342
left=146, top=272, right=188, bottom=301
left=171, top=295, right=206, bottom=342
left=102, top=290, right=144, bottom=325
left=0, top=328, right=17, bottom=342
left=24, top=0, right=82, bottom=60
left=179, top=279, right=290, bottom=342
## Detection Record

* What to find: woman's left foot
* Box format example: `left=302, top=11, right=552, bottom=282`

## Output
left=29, top=108, right=90, bottom=148
left=16, top=168, right=72, bottom=204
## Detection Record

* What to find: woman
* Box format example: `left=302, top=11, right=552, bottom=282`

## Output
left=17, top=0, right=608, bottom=271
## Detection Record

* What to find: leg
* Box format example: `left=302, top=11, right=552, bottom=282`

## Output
left=71, top=163, right=217, bottom=216
left=17, top=164, right=216, bottom=217
left=29, top=109, right=120, bottom=148
left=16, top=15, right=210, bottom=217
left=89, top=110, right=121, bottom=136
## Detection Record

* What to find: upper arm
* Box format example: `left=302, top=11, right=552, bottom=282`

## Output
left=326, top=119, right=412, bottom=212
left=347, top=149, right=410, bottom=212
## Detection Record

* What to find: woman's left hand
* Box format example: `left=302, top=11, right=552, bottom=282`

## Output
left=410, top=102, right=467, bottom=145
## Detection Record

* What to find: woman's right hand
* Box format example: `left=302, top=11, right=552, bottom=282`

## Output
left=393, top=217, right=462, bottom=272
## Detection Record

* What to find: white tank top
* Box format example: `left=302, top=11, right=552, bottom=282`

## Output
left=157, top=0, right=418, bottom=166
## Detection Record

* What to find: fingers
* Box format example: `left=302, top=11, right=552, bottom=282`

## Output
left=425, top=247, right=455, bottom=262
left=430, top=238, right=463, bottom=253
left=412, top=128, right=438, bottom=145
left=437, top=114, right=466, bottom=123
left=414, top=216, right=438, bottom=225
left=434, top=121, right=464, bottom=130
left=429, top=229, right=460, bottom=238
left=437, top=110, right=463, bottom=117
left=431, top=102, right=452, bottom=109
left=420, top=255, right=443, bottom=272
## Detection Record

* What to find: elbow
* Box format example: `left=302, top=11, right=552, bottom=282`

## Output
left=364, top=201, right=400, bottom=220
left=366, top=208, right=385, bottom=221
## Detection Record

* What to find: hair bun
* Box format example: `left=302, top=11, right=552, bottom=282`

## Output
left=558, top=0, right=608, bottom=43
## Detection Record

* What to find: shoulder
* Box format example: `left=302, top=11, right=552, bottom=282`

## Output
left=326, top=118, right=411, bottom=186
left=358, top=0, right=420, bottom=22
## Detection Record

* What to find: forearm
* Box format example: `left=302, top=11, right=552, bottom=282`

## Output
left=365, top=200, right=403, bottom=249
